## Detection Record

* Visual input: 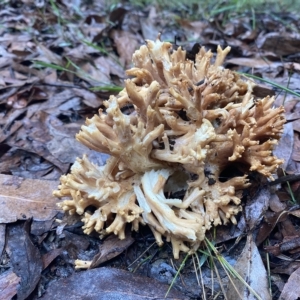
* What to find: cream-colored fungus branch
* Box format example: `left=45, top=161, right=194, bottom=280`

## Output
left=54, top=37, right=285, bottom=264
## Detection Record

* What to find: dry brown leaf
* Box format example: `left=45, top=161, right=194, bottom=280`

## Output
left=269, top=193, right=287, bottom=212
left=227, top=57, right=300, bottom=71
left=226, top=235, right=271, bottom=300
left=110, top=29, right=140, bottom=68
left=281, top=219, right=299, bottom=239
left=245, top=187, right=270, bottom=230
left=273, top=261, right=300, bottom=276
left=46, top=118, right=94, bottom=164
left=73, top=88, right=103, bottom=108
left=0, top=270, right=20, bottom=300
left=36, top=44, right=64, bottom=66
left=6, top=220, right=43, bottom=300
left=0, top=174, right=59, bottom=223
left=90, top=233, right=135, bottom=268
left=0, top=224, right=5, bottom=258
left=257, top=32, right=300, bottom=56
left=279, top=267, right=300, bottom=300
left=41, top=267, right=186, bottom=300
left=289, top=210, right=300, bottom=218
left=42, top=248, right=63, bottom=270
left=274, top=122, right=294, bottom=171
left=292, top=119, right=300, bottom=133
left=77, top=62, right=111, bottom=85
left=81, top=22, right=107, bottom=41
left=292, top=132, right=300, bottom=162
left=140, top=7, right=160, bottom=41
left=257, top=210, right=288, bottom=246
left=272, top=274, right=285, bottom=293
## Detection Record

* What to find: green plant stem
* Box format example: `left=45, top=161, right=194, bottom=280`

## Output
left=283, top=169, right=297, bottom=204
left=238, top=72, right=300, bottom=99
left=165, top=253, right=189, bottom=298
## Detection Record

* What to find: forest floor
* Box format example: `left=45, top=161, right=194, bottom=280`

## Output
left=1, top=1, right=300, bottom=299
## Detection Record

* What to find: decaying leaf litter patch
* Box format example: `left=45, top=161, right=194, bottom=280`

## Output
left=1, top=1, right=300, bottom=299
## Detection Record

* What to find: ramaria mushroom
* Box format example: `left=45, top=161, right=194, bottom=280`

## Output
left=54, top=36, right=285, bottom=261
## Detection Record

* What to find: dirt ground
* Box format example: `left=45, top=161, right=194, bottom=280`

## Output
left=1, top=1, right=300, bottom=299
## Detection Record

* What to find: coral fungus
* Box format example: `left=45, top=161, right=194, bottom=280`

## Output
left=54, top=37, right=285, bottom=259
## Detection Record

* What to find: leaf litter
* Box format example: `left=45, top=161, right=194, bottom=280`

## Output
left=1, top=1, right=300, bottom=299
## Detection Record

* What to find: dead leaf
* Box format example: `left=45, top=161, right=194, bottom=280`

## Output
left=256, top=210, right=288, bottom=246
left=257, top=32, right=300, bottom=56
left=252, top=84, right=276, bottom=98
left=215, top=216, right=246, bottom=244
left=110, top=30, right=140, bottom=68
left=73, top=88, right=103, bottom=108
left=0, top=224, right=5, bottom=256
left=273, top=122, right=294, bottom=171
left=226, top=235, right=271, bottom=300
left=281, top=218, right=299, bottom=238
left=227, top=57, right=277, bottom=68
left=280, top=236, right=300, bottom=253
left=31, top=218, right=55, bottom=236
left=269, top=193, right=287, bottom=212
left=272, top=274, right=285, bottom=293
left=264, top=243, right=281, bottom=256
left=273, top=261, right=300, bottom=276
left=41, top=267, right=186, bottom=300
left=245, top=187, right=270, bottom=230
left=6, top=220, right=43, bottom=300
left=77, top=61, right=111, bottom=86
left=46, top=117, right=94, bottom=164
left=42, top=248, right=63, bottom=270
left=0, top=174, right=59, bottom=223
left=227, top=57, right=300, bottom=71
left=36, top=44, right=64, bottom=66
left=0, top=270, right=20, bottom=300
left=279, top=267, right=300, bottom=300
left=289, top=209, right=300, bottom=218
left=90, top=233, right=135, bottom=268
left=292, top=132, right=300, bottom=162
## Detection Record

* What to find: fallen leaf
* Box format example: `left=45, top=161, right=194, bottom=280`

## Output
left=41, top=267, right=186, bottom=300
left=226, top=235, right=271, bottom=300
left=0, top=174, right=59, bottom=223
left=257, top=32, right=300, bottom=56
left=46, top=117, right=94, bottom=165
left=90, top=233, right=135, bottom=268
left=289, top=209, right=300, bottom=218
left=227, top=57, right=300, bottom=72
left=215, top=216, right=246, bottom=244
left=252, top=84, right=276, bottom=98
left=73, top=88, right=103, bottom=108
left=110, top=29, right=140, bottom=68
left=31, top=218, right=55, bottom=236
left=0, top=224, right=5, bottom=256
left=273, top=261, right=300, bottom=276
left=292, top=119, right=300, bottom=132
left=269, top=193, right=287, bottom=212
left=272, top=274, right=285, bottom=293
left=6, top=220, right=43, bottom=300
left=292, top=132, right=300, bottom=162
left=245, top=187, right=270, bottom=230
left=0, top=270, right=20, bottom=300
left=77, top=61, right=111, bottom=86
left=281, top=218, right=299, bottom=238
left=42, top=248, right=63, bottom=270
left=264, top=243, right=281, bottom=256
left=256, top=210, right=288, bottom=245
left=279, top=267, right=300, bottom=300
left=273, top=122, right=294, bottom=171
left=227, top=57, right=276, bottom=68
